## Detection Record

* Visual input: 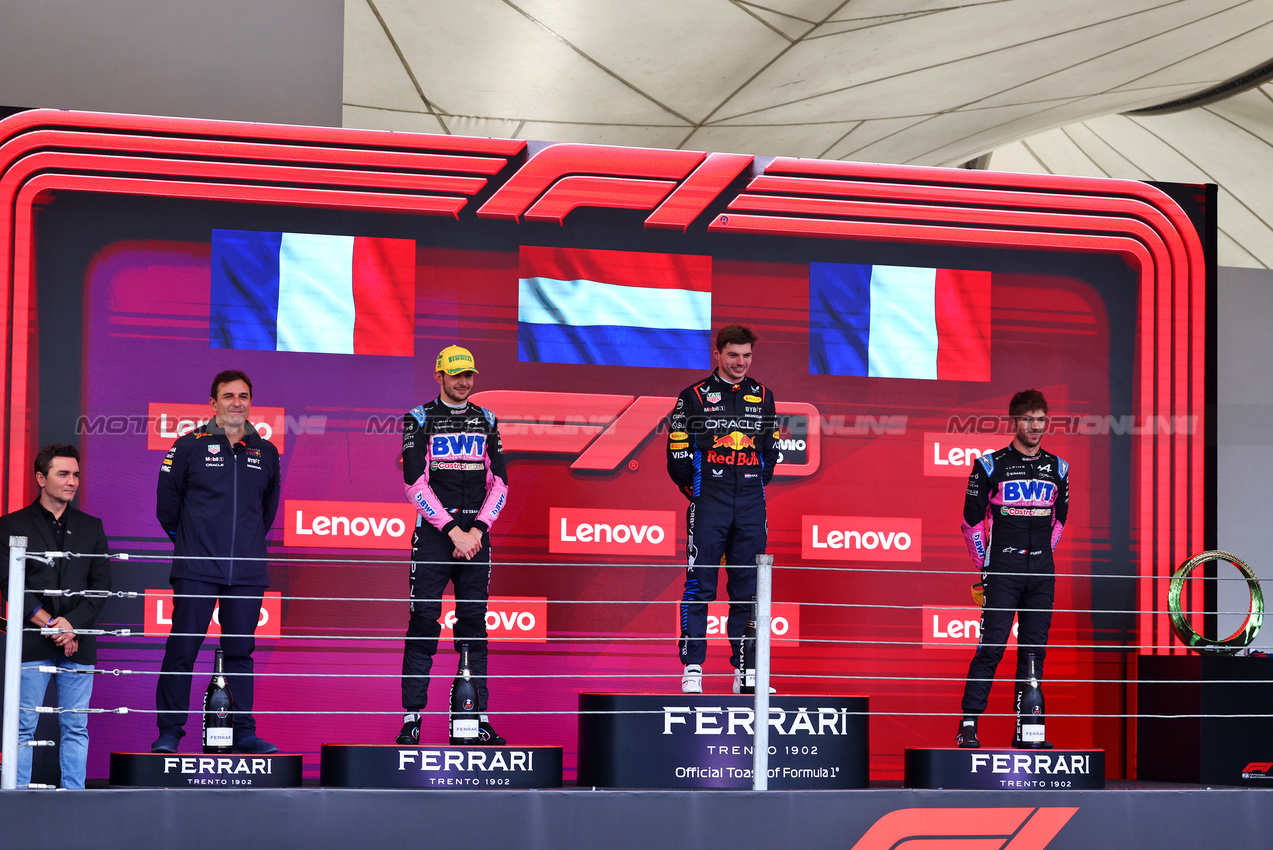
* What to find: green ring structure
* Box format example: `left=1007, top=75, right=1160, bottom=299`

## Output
left=1168, top=550, right=1264, bottom=653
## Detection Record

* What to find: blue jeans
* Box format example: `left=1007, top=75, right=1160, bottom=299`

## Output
left=18, top=658, right=95, bottom=789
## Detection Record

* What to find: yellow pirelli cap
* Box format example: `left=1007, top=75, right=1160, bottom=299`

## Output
left=436, top=345, right=479, bottom=375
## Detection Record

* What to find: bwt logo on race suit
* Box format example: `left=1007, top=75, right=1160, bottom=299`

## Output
left=145, top=589, right=282, bottom=638
left=437, top=596, right=547, bottom=642
left=283, top=500, right=416, bottom=548
left=550, top=507, right=676, bottom=556
left=801, top=516, right=922, bottom=562
left=923, top=432, right=997, bottom=478
left=1001, top=480, right=1057, bottom=503
left=431, top=433, right=487, bottom=456
left=146, top=402, right=287, bottom=453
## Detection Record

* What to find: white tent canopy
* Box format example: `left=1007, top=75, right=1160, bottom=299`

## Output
left=343, top=0, right=1273, bottom=268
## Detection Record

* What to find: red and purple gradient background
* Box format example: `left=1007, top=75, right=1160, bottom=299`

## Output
left=77, top=239, right=1117, bottom=781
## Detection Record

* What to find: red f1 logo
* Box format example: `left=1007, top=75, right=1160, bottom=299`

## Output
left=849, top=807, right=1077, bottom=849
left=470, top=390, right=819, bottom=476
left=475, top=144, right=752, bottom=230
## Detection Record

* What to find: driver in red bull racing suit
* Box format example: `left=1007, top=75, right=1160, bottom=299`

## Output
left=667, top=324, right=779, bottom=694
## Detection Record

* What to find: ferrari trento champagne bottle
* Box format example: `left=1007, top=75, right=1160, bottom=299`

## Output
left=449, top=643, right=480, bottom=744
left=738, top=595, right=758, bottom=694
left=1015, top=652, right=1046, bottom=747
left=203, top=648, right=235, bottom=754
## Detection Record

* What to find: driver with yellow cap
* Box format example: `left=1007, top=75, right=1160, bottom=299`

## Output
left=395, top=345, right=510, bottom=745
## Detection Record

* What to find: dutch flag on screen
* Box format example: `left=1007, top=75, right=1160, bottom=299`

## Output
left=210, top=230, right=416, bottom=356
left=809, top=263, right=991, bottom=381
left=517, top=246, right=712, bottom=369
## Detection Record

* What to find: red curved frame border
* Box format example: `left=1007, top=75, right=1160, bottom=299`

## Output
left=0, top=110, right=1205, bottom=657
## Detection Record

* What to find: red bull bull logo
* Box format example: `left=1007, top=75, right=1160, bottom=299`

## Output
left=711, top=431, right=756, bottom=451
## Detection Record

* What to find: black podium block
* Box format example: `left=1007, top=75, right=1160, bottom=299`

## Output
left=577, top=693, right=869, bottom=789
left=320, top=744, right=563, bottom=788
left=109, top=752, right=303, bottom=787
left=904, top=748, right=1105, bottom=789
left=1138, top=654, right=1273, bottom=786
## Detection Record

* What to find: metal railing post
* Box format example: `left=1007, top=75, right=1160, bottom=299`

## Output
left=2, top=536, right=28, bottom=790
left=752, top=553, right=773, bottom=791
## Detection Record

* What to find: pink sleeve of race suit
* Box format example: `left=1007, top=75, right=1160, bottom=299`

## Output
left=1051, top=519, right=1065, bottom=550
left=475, top=468, right=509, bottom=531
left=473, top=410, right=510, bottom=532
left=406, top=472, right=453, bottom=533
left=960, top=519, right=988, bottom=568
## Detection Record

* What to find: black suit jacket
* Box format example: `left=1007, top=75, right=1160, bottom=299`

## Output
left=0, top=500, right=110, bottom=663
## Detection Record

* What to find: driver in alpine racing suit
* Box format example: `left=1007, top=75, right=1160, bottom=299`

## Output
left=667, top=324, right=779, bottom=695
left=956, top=389, right=1069, bottom=749
left=396, top=345, right=509, bottom=746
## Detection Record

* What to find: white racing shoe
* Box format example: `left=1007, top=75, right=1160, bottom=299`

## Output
left=681, top=664, right=703, bottom=694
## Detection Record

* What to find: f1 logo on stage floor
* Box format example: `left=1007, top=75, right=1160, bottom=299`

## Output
left=849, top=807, right=1077, bottom=849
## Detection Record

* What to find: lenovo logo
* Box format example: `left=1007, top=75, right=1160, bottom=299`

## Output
left=437, top=596, right=547, bottom=642
left=284, top=500, right=416, bottom=549
left=924, top=432, right=997, bottom=477
left=147, top=403, right=287, bottom=453
left=923, top=606, right=1018, bottom=650
left=678, top=601, right=801, bottom=646
left=550, top=508, right=676, bottom=556
left=145, top=589, right=282, bottom=638
left=849, top=806, right=1077, bottom=849
left=469, top=391, right=819, bottom=477
left=802, top=516, right=921, bottom=562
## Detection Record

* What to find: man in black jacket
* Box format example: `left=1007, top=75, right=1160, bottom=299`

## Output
left=0, top=443, right=110, bottom=788
left=153, top=370, right=280, bottom=754
left=667, top=324, right=778, bottom=694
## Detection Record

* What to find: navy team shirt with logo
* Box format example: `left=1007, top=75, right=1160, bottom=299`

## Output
left=157, top=421, right=281, bottom=585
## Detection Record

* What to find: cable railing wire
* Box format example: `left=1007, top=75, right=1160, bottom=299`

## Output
left=5, top=543, right=1267, bottom=790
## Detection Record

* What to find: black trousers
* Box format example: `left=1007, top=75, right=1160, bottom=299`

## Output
left=960, top=564, right=1054, bottom=715
left=401, top=524, right=491, bottom=711
left=156, top=578, right=266, bottom=738
left=679, top=488, right=766, bottom=668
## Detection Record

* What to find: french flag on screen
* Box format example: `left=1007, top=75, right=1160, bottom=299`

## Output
left=210, top=230, right=416, bottom=356
left=809, top=262, right=991, bottom=381
left=517, top=246, right=712, bottom=369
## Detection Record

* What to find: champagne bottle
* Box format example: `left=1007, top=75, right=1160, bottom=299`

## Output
left=449, top=642, right=480, bottom=745
left=1015, top=652, right=1046, bottom=748
left=737, top=595, right=758, bottom=694
left=202, top=648, right=235, bottom=754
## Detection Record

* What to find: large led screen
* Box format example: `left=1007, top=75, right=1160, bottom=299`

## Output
left=0, top=112, right=1210, bottom=781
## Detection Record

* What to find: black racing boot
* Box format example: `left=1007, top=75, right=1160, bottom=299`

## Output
left=476, top=715, right=507, bottom=746
left=956, top=715, right=980, bottom=748
left=396, top=712, right=422, bottom=745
